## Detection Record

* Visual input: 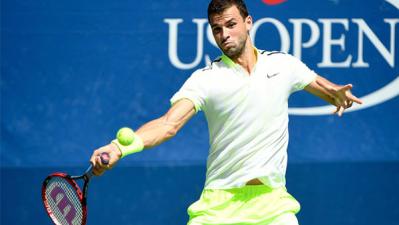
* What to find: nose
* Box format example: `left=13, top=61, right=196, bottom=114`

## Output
left=221, top=27, right=230, bottom=42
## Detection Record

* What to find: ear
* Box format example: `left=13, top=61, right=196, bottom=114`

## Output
left=245, top=15, right=253, bottom=32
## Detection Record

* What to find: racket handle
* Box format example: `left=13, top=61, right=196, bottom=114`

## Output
left=100, top=152, right=110, bottom=165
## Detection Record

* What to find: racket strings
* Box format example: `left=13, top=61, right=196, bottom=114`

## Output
left=45, top=177, right=83, bottom=225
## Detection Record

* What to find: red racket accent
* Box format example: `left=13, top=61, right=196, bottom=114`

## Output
left=42, top=152, right=109, bottom=225
left=42, top=173, right=87, bottom=225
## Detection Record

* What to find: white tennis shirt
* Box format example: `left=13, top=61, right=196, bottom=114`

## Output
left=170, top=49, right=317, bottom=189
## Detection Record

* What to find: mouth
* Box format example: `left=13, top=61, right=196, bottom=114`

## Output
left=222, top=41, right=234, bottom=48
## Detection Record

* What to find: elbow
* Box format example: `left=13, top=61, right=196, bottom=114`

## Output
left=160, top=116, right=179, bottom=139
left=165, top=126, right=178, bottom=139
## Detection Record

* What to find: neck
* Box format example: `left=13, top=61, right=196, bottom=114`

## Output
left=231, top=41, right=257, bottom=74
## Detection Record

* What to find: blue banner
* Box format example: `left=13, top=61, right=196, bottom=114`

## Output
left=1, top=0, right=398, bottom=166
left=1, top=1, right=399, bottom=225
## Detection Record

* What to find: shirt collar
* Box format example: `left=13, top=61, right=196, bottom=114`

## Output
left=221, top=47, right=259, bottom=69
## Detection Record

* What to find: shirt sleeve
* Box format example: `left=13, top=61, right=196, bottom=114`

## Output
left=286, top=54, right=317, bottom=94
left=170, top=70, right=207, bottom=113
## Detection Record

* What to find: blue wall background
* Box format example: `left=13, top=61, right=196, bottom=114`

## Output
left=1, top=0, right=398, bottom=224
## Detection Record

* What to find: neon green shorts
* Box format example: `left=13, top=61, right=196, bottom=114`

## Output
left=187, top=185, right=300, bottom=225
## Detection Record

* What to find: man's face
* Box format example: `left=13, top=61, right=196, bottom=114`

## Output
left=209, top=5, right=252, bottom=59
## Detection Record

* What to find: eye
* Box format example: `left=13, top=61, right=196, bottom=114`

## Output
left=212, top=27, right=221, bottom=34
left=227, top=22, right=236, bottom=28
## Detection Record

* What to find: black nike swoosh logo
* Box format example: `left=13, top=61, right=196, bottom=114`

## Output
left=267, top=72, right=279, bottom=78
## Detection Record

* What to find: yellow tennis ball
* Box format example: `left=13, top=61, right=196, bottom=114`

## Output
left=116, top=127, right=135, bottom=146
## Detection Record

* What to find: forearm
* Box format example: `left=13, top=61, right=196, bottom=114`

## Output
left=305, top=79, right=337, bottom=106
left=91, top=99, right=195, bottom=175
left=304, top=75, right=363, bottom=116
left=135, top=116, right=178, bottom=149
left=135, top=98, right=196, bottom=149
left=315, top=75, right=340, bottom=89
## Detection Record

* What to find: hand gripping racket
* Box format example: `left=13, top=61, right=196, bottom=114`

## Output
left=41, top=152, right=110, bottom=225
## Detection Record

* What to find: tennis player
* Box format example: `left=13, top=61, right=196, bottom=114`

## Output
left=90, top=0, right=363, bottom=224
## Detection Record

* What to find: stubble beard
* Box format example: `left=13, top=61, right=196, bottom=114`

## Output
left=220, top=34, right=248, bottom=59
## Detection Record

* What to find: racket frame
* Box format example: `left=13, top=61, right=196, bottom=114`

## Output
left=42, top=171, right=90, bottom=225
left=42, top=153, right=108, bottom=225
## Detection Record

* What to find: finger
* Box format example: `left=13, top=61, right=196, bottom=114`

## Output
left=90, top=156, right=96, bottom=167
left=341, top=100, right=349, bottom=109
left=333, top=105, right=343, bottom=116
left=346, top=100, right=353, bottom=108
left=333, top=105, right=340, bottom=114
left=340, top=84, right=353, bottom=92
left=93, top=159, right=107, bottom=176
left=99, top=153, right=113, bottom=170
left=96, top=155, right=108, bottom=169
left=90, top=149, right=101, bottom=167
left=338, top=106, right=345, bottom=117
left=92, top=167, right=100, bottom=176
left=347, top=93, right=363, bottom=104
left=92, top=167, right=104, bottom=176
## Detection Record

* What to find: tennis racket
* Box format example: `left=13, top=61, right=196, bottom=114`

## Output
left=41, top=152, right=110, bottom=225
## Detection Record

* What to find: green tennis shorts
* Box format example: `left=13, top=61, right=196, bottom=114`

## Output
left=187, top=185, right=300, bottom=225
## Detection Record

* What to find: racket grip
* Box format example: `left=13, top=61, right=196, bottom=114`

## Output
left=85, top=152, right=111, bottom=178
left=100, top=152, right=110, bottom=165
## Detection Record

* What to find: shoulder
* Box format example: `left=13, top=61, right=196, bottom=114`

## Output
left=258, top=50, right=301, bottom=64
left=186, top=57, right=222, bottom=82
left=198, top=57, right=223, bottom=72
left=258, top=50, right=287, bottom=58
left=189, top=57, right=224, bottom=79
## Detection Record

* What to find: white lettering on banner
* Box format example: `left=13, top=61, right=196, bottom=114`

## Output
left=164, top=18, right=207, bottom=70
left=317, top=19, right=352, bottom=68
left=164, top=18, right=397, bottom=69
left=163, top=0, right=398, bottom=114
left=352, top=18, right=399, bottom=68
left=289, top=19, right=320, bottom=60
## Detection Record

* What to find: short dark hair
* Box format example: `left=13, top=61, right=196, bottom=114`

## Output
left=207, top=0, right=249, bottom=22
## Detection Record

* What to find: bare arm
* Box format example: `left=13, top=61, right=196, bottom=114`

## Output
left=135, top=98, right=196, bottom=148
left=304, top=75, right=363, bottom=116
left=90, top=98, right=196, bottom=175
